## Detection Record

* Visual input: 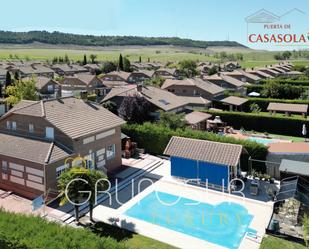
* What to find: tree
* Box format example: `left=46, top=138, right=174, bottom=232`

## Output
left=83, top=54, right=87, bottom=65
left=123, top=57, right=131, bottom=72
left=303, top=214, right=309, bottom=247
left=101, top=61, right=117, bottom=74
left=102, top=101, right=118, bottom=115
left=118, top=54, right=124, bottom=71
left=249, top=103, right=261, bottom=113
left=64, top=54, right=70, bottom=64
left=5, top=71, right=12, bottom=87
left=282, top=51, right=292, bottom=60
left=178, top=60, right=198, bottom=78
left=118, top=95, right=152, bottom=124
left=158, top=111, right=186, bottom=130
left=5, top=78, right=38, bottom=105
left=207, top=66, right=218, bottom=76
left=58, top=166, right=107, bottom=222
left=89, top=54, right=97, bottom=64
left=144, top=77, right=165, bottom=87
left=14, top=72, right=19, bottom=81
left=139, top=56, right=142, bottom=63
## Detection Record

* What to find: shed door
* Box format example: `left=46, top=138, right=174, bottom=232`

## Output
left=171, top=157, right=198, bottom=179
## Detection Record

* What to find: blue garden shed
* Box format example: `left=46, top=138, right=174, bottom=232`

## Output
left=164, top=136, right=243, bottom=188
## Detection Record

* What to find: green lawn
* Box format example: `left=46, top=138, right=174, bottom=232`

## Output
left=260, top=235, right=307, bottom=249
left=87, top=221, right=177, bottom=249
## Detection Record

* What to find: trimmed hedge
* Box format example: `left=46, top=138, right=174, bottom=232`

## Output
left=122, top=122, right=268, bottom=164
left=243, top=98, right=309, bottom=112
left=0, top=210, right=128, bottom=249
left=260, top=79, right=309, bottom=87
left=204, top=110, right=309, bottom=137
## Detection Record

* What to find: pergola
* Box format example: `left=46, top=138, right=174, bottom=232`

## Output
left=220, top=96, right=248, bottom=111
left=267, top=103, right=308, bottom=118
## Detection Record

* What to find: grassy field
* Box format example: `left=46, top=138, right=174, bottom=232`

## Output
left=1, top=44, right=309, bottom=68
left=260, top=235, right=307, bottom=249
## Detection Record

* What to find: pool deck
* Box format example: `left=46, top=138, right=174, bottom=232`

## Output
left=90, top=159, right=274, bottom=249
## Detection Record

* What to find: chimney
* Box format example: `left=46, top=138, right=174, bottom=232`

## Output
left=137, top=84, right=143, bottom=93
left=80, top=90, right=88, bottom=100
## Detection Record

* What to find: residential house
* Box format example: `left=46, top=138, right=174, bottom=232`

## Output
left=0, top=68, right=6, bottom=84
left=101, top=71, right=131, bottom=82
left=51, top=64, right=88, bottom=76
left=128, top=70, right=155, bottom=83
left=154, top=68, right=179, bottom=79
left=0, top=97, right=125, bottom=198
left=84, top=64, right=100, bottom=74
left=184, top=111, right=212, bottom=130
left=245, top=68, right=274, bottom=79
left=221, top=69, right=261, bottom=84
left=18, top=65, right=55, bottom=78
left=23, top=77, right=61, bottom=100
left=204, top=73, right=246, bottom=93
left=60, top=74, right=108, bottom=97
left=102, top=85, right=189, bottom=117
left=257, top=67, right=281, bottom=77
left=222, top=62, right=240, bottom=72
left=161, top=78, right=225, bottom=101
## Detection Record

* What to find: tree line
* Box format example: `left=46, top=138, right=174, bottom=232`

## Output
left=0, top=30, right=245, bottom=48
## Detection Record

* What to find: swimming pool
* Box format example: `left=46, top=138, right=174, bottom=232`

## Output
left=247, top=136, right=279, bottom=145
left=124, top=191, right=255, bottom=249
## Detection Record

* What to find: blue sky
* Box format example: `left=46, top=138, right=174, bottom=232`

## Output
left=1, top=0, right=309, bottom=49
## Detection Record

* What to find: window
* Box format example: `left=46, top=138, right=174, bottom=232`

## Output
left=2, top=161, right=8, bottom=172
left=56, top=164, right=69, bottom=179
left=29, top=124, right=34, bottom=133
left=47, top=85, right=54, bottom=92
left=45, top=127, right=54, bottom=140
left=106, top=144, right=115, bottom=160
left=12, top=122, right=17, bottom=131
left=6, top=121, right=11, bottom=130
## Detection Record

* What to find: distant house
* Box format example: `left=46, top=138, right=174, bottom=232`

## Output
left=101, top=71, right=131, bottom=82
left=154, top=68, right=179, bottom=79
left=245, top=68, right=274, bottom=79
left=161, top=78, right=225, bottom=101
left=220, top=96, right=248, bottom=111
left=60, top=74, right=108, bottom=97
left=221, top=69, right=261, bottom=84
left=131, top=62, right=163, bottom=71
left=18, top=65, right=55, bottom=78
left=51, top=64, right=88, bottom=76
left=257, top=67, right=281, bottom=77
left=23, top=77, right=61, bottom=99
left=164, top=136, right=243, bottom=188
left=0, top=97, right=125, bottom=198
left=128, top=70, right=155, bottom=83
left=204, top=73, right=246, bottom=93
left=222, top=62, right=240, bottom=72
left=0, top=68, right=6, bottom=83
left=84, top=64, right=100, bottom=74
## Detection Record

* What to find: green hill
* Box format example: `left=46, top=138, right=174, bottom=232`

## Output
left=0, top=30, right=246, bottom=48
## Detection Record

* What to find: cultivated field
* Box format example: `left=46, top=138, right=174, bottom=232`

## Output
left=0, top=43, right=309, bottom=68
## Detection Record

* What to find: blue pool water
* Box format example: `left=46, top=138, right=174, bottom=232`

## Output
left=247, top=136, right=279, bottom=145
left=125, top=191, right=255, bottom=249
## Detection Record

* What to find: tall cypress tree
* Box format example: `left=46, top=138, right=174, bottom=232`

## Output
left=139, top=56, right=142, bottom=63
left=118, top=54, right=124, bottom=71
left=5, top=71, right=12, bottom=87
left=83, top=54, right=87, bottom=65
left=14, top=71, right=19, bottom=81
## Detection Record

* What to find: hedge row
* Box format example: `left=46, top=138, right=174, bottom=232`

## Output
left=260, top=79, right=309, bottom=86
left=0, top=210, right=128, bottom=249
left=122, top=122, right=268, bottom=164
left=243, top=97, right=309, bottom=112
left=204, top=110, right=309, bottom=137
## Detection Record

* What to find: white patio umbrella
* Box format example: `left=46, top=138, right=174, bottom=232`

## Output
left=302, top=124, right=307, bottom=141
left=248, top=92, right=260, bottom=97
